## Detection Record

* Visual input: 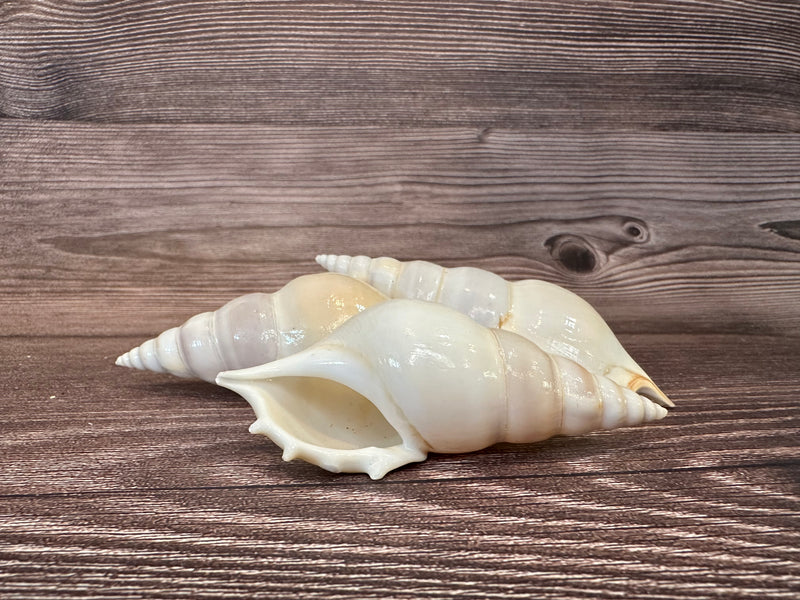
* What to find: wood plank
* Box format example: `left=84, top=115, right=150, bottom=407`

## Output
left=2, top=121, right=799, bottom=338
left=1, top=0, right=798, bottom=130
left=0, top=333, right=798, bottom=598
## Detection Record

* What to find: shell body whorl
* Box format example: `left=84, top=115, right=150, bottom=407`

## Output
left=315, top=254, right=672, bottom=408
left=217, top=299, right=668, bottom=479
left=116, top=272, right=388, bottom=383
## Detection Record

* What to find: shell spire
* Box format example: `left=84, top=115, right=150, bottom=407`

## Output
left=116, top=272, right=388, bottom=383
left=116, top=326, right=192, bottom=377
left=315, top=254, right=673, bottom=409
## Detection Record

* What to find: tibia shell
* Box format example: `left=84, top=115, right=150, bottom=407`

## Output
left=115, top=272, right=387, bottom=383
left=216, top=299, right=668, bottom=479
left=315, top=254, right=672, bottom=408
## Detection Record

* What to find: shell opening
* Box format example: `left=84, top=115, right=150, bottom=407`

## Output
left=217, top=350, right=429, bottom=479
left=246, top=376, right=403, bottom=451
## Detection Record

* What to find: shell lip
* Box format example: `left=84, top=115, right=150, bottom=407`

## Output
left=216, top=344, right=429, bottom=479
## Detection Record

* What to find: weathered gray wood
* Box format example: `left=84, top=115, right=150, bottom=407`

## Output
left=1, top=0, right=798, bottom=130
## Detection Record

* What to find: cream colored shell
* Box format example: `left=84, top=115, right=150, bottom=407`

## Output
left=116, top=272, right=388, bottom=382
left=217, top=299, right=668, bottom=479
left=316, top=254, right=672, bottom=408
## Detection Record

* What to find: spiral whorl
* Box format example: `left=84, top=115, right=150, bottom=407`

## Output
left=116, top=273, right=389, bottom=384
left=116, top=313, right=219, bottom=381
left=115, top=337, right=169, bottom=373
left=316, top=254, right=403, bottom=298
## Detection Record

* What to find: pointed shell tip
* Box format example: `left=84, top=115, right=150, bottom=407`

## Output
left=654, top=403, right=669, bottom=421
left=632, top=380, right=675, bottom=409
left=646, top=385, right=675, bottom=409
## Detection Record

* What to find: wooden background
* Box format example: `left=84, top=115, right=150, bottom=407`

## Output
left=1, top=1, right=798, bottom=598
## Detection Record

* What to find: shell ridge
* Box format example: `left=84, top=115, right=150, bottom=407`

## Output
left=385, top=256, right=403, bottom=297
left=208, top=308, right=230, bottom=374
left=590, top=372, right=605, bottom=431
left=500, top=280, right=513, bottom=328
left=211, top=305, right=232, bottom=372
left=489, top=329, right=510, bottom=444
left=173, top=325, right=195, bottom=379
left=549, top=353, right=566, bottom=436
left=433, top=263, right=447, bottom=303
left=268, top=288, right=279, bottom=360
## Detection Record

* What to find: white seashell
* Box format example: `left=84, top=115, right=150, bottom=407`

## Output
left=216, top=299, right=668, bottom=479
left=315, top=254, right=673, bottom=408
left=116, top=273, right=388, bottom=383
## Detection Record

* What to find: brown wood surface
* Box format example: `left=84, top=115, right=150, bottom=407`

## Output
left=1, top=1, right=799, bottom=598
left=1, top=0, right=799, bottom=130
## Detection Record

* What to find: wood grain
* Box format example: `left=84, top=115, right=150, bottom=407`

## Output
left=1, top=332, right=798, bottom=599
left=2, top=121, right=798, bottom=338
left=2, top=1, right=799, bottom=597
left=1, top=0, right=798, bottom=130
left=1, top=118, right=799, bottom=598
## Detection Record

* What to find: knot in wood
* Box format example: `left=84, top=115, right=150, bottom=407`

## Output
left=545, top=234, right=600, bottom=274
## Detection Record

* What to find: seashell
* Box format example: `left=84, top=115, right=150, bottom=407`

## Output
left=315, top=254, right=673, bottom=408
left=116, top=272, right=388, bottom=383
left=216, top=299, right=668, bottom=479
